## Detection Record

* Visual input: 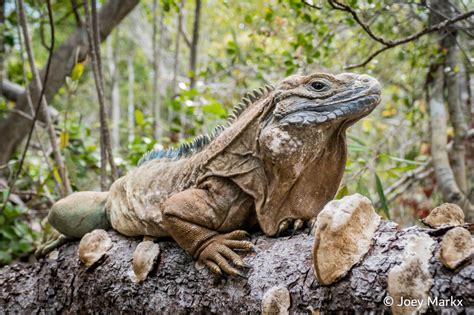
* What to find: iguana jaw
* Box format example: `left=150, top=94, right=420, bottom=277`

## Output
left=279, top=93, right=380, bottom=126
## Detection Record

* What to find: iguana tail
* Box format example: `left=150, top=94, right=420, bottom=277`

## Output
left=48, top=191, right=110, bottom=238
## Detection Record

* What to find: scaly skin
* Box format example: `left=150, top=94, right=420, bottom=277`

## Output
left=41, top=72, right=381, bottom=276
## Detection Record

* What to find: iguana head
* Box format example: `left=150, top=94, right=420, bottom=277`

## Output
left=256, top=72, right=381, bottom=236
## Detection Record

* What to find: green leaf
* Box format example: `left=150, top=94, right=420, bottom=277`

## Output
left=388, top=156, right=424, bottom=165
left=134, top=110, right=145, bottom=126
left=348, top=143, right=367, bottom=152
left=335, top=185, right=349, bottom=200
left=71, top=63, right=84, bottom=81
left=1, top=226, right=16, bottom=240
left=374, top=173, right=390, bottom=219
left=0, top=251, right=12, bottom=265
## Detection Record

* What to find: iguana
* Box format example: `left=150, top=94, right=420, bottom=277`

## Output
left=39, top=72, right=381, bottom=276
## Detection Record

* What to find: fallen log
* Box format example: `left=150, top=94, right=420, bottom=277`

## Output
left=0, top=195, right=472, bottom=313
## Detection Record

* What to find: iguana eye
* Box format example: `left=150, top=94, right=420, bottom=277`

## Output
left=310, top=81, right=327, bottom=91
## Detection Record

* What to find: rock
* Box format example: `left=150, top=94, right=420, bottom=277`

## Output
left=131, top=241, right=161, bottom=283
left=439, top=227, right=473, bottom=269
left=422, top=203, right=464, bottom=228
left=312, top=193, right=381, bottom=285
left=387, top=233, right=435, bottom=315
left=78, top=229, right=113, bottom=267
left=261, top=286, right=290, bottom=315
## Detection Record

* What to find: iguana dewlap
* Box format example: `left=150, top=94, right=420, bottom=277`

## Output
left=46, top=72, right=381, bottom=276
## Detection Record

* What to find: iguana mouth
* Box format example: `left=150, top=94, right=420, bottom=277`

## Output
left=280, top=93, right=381, bottom=125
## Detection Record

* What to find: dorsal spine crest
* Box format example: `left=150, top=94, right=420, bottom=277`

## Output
left=137, top=84, right=274, bottom=166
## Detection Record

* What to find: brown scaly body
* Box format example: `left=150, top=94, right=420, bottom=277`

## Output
left=41, top=72, right=381, bottom=276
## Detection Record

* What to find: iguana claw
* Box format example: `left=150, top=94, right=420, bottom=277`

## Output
left=307, top=217, right=317, bottom=235
left=293, top=219, right=304, bottom=231
left=199, top=230, right=252, bottom=277
left=278, top=220, right=290, bottom=235
left=291, top=219, right=304, bottom=237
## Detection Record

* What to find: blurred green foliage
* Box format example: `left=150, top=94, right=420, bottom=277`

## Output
left=0, top=199, right=38, bottom=266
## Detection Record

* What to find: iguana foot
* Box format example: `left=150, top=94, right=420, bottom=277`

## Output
left=35, top=228, right=71, bottom=258
left=199, top=230, right=254, bottom=277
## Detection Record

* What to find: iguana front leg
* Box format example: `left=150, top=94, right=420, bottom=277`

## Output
left=162, top=177, right=255, bottom=276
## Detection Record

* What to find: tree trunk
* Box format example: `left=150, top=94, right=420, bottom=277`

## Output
left=189, top=0, right=201, bottom=90
left=151, top=0, right=164, bottom=139
left=0, top=221, right=472, bottom=313
left=106, top=35, right=121, bottom=150
left=171, top=0, right=185, bottom=135
left=127, top=56, right=135, bottom=143
left=0, top=0, right=139, bottom=167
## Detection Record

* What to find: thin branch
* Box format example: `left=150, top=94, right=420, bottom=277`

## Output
left=301, top=0, right=322, bottom=10
left=17, top=0, right=71, bottom=197
left=13, top=8, right=60, bottom=195
left=328, top=0, right=392, bottom=45
left=91, top=0, right=118, bottom=181
left=320, top=0, right=474, bottom=69
left=70, top=0, right=83, bottom=27
left=0, top=79, right=24, bottom=101
left=1, top=0, right=58, bottom=214
left=179, top=28, right=191, bottom=48
left=83, top=0, right=118, bottom=190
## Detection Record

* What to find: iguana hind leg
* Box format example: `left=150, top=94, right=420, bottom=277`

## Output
left=37, top=191, right=110, bottom=257
left=162, top=177, right=255, bottom=276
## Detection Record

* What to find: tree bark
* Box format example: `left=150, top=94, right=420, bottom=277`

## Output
left=83, top=0, right=118, bottom=190
left=127, top=56, right=135, bottom=143
left=189, top=0, right=201, bottom=90
left=171, top=0, right=185, bottom=135
left=0, top=79, right=23, bottom=102
left=106, top=35, right=121, bottom=150
left=0, top=0, right=139, bottom=167
left=0, top=221, right=472, bottom=313
left=151, top=0, right=164, bottom=139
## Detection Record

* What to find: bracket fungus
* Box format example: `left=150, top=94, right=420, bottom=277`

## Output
left=130, top=241, right=161, bottom=283
left=387, top=233, right=435, bottom=315
left=261, top=286, right=291, bottom=315
left=421, top=203, right=464, bottom=228
left=78, top=229, right=113, bottom=268
left=312, top=193, right=381, bottom=285
left=439, top=226, right=473, bottom=269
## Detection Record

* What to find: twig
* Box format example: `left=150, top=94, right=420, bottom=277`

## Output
left=17, top=0, right=71, bottom=197
left=70, top=0, right=83, bottom=27
left=14, top=1, right=62, bottom=195
left=301, top=0, right=322, bottom=10
left=91, top=0, right=117, bottom=181
left=328, top=0, right=391, bottom=45
left=179, top=28, right=191, bottom=48
left=1, top=0, right=57, bottom=214
left=321, top=0, right=474, bottom=69
left=83, top=0, right=118, bottom=190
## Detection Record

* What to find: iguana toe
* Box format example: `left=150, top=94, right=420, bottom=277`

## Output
left=35, top=232, right=70, bottom=258
left=198, top=230, right=252, bottom=276
left=221, top=239, right=254, bottom=251
left=225, top=230, right=249, bottom=239
left=293, top=219, right=304, bottom=231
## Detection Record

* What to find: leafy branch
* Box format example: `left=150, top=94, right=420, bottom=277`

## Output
left=303, top=0, right=474, bottom=69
